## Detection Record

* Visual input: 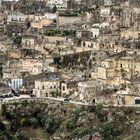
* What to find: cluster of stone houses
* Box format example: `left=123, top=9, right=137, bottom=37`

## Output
left=0, top=0, right=140, bottom=106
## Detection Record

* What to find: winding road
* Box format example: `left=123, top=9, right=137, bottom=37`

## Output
left=0, top=95, right=140, bottom=107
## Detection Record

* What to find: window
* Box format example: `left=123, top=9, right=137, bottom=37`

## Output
left=83, top=42, right=85, bottom=47
left=54, top=85, right=56, bottom=88
left=63, top=86, right=65, bottom=91
left=42, top=85, right=44, bottom=89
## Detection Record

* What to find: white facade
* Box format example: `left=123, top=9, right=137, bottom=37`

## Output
left=9, top=79, right=23, bottom=90
left=22, top=59, right=43, bottom=75
left=100, top=22, right=109, bottom=28
left=7, top=12, right=28, bottom=22
left=44, top=13, right=57, bottom=20
left=92, top=22, right=109, bottom=29
left=104, top=0, right=112, bottom=6
left=29, top=13, right=56, bottom=22
left=22, top=38, right=35, bottom=47
left=2, top=0, right=19, bottom=1
left=81, top=40, right=99, bottom=50
left=47, top=0, right=63, bottom=8
left=78, top=81, right=101, bottom=103
left=33, top=80, right=60, bottom=97
left=100, top=7, right=111, bottom=17
left=90, top=28, right=100, bottom=38
left=0, top=42, right=8, bottom=52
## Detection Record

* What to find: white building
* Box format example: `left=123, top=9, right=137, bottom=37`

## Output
left=78, top=81, right=101, bottom=103
left=44, top=13, right=57, bottom=20
left=33, top=73, right=61, bottom=97
left=104, top=0, right=112, bottom=6
left=60, top=80, right=78, bottom=96
left=2, top=0, right=19, bottom=1
left=7, top=12, right=28, bottom=22
left=90, top=24, right=100, bottom=38
left=21, top=59, right=43, bottom=75
left=33, top=80, right=60, bottom=97
left=100, top=22, right=109, bottom=28
left=47, top=0, right=63, bottom=8
left=9, top=79, right=23, bottom=90
left=81, top=40, right=99, bottom=50
left=100, top=7, right=111, bottom=17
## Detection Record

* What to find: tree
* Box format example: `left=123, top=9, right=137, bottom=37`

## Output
left=0, top=63, right=3, bottom=78
left=62, top=30, right=70, bottom=36
left=1, top=104, right=7, bottom=117
left=53, top=19, right=56, bottom=23
left=95, top=103, right=103, bottom=114
left=45, top=29, right=57, bottom=36
left=27, top=21, right=31, bottom=29
left=20, top=118, right=27, bottom=127
left=37, top=112, right=47, bottom=126
left=101, top=122, right=123, bottom=140
left=50, top=91, right=57, bottom=97
left=66, top=119, right=77, bottom=132
left=51, top=4, right=57, bottom=13
left=95, top=103, right=106, bottom=121
left=14, top=36, right=22, bottom=45
left=28, top=117, right=39, bottom=128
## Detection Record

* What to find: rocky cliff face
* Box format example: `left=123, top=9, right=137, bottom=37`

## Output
left=0, top=100, right=140, bottom=140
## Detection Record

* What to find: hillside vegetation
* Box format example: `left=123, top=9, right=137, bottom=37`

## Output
left=0, top=100, right=140, bottom=140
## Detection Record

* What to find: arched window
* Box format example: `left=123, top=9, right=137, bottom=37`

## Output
left=83, top=42, right=86, bottom=47
left=63, top=86, right=65, bottom=91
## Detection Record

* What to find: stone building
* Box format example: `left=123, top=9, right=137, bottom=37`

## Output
left=77, top=81, right=101, bottom=103
left=33, top=72, right=61, bottom=97
left=5, top=12, right=28, bottom=36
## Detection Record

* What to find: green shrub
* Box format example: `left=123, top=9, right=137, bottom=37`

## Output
left=101, top=122, right=124, bottom=140
left=20, top=118, right=27, bottom=127
left=72, top=128, right=94, bottom=138
left=28, top=117, right=39, bottom=128
left=14, top=36, right=22, bottom=45
left=66, top=119, right=77, bottom=132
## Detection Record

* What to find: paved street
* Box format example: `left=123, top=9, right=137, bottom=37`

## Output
left=1, top=96, right=140, bottom=107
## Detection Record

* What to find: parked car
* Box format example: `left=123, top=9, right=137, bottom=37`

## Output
left=1, top=94, right=7, bottom=98
left=8, top=93, right=14, bottom=97
left=14, top=92, right=20, bottom=97
left=30, top=94, right=36, bottom=97
left=64, top=98, right=70, bottom=102
left=0, top=95, right=5, bottom=98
